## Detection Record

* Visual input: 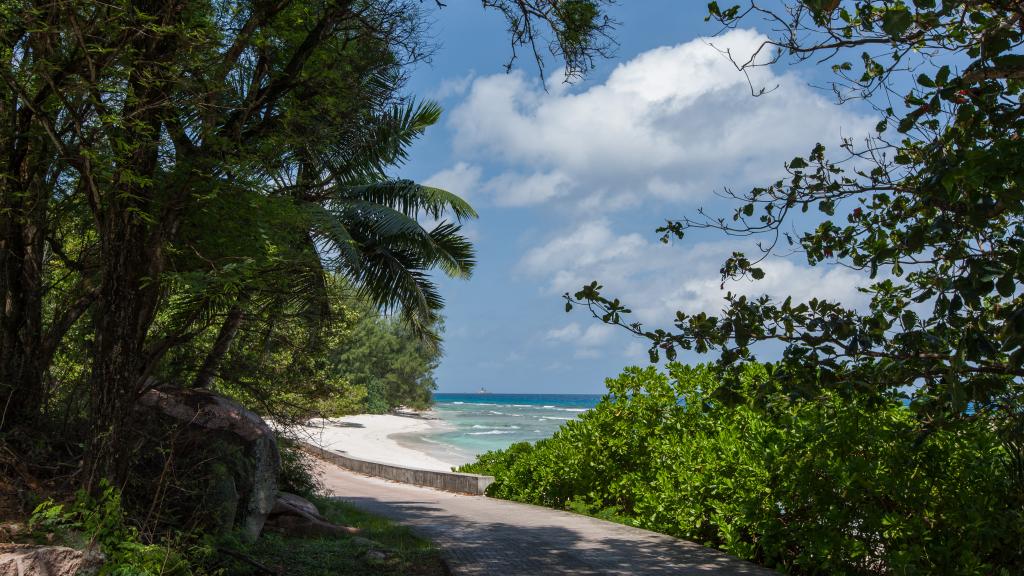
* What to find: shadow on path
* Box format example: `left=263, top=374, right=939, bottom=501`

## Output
left=329, top=491, right=775, bottom=575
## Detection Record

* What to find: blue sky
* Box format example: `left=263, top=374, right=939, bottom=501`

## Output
left=399, top=2, right=879, bottom=393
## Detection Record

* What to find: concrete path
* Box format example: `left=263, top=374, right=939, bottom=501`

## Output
left=314, top=459, right=776, bottom=575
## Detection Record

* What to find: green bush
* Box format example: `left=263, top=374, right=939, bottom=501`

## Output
left=30, top=481, right=191, bottom=575
left=460, top=363, right=1024, bottom=575
left=277, top=436, right=323, bottom=499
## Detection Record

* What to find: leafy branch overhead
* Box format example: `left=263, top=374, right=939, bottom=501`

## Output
left=567, top=0, right=1024, bottom=417
left=480, top=0, right=619, bottom=84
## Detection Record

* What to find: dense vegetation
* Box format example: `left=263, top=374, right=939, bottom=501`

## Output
left=0, top=0, right=611, bottom=487
left=27, top=478, right=447, bottom=575
left=537, top=2, right=1024, bottom=574
left=196, top=274, right=445, bottom=421
left=0, top=0, right=612, bottom=572
left=0, top=0, right=482, bottom=492
left=461, top=363, right=1024, bottom=574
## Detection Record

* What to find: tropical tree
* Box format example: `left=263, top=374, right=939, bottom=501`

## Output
left=162, top=100, right=476, bottom=395
left=0, top=0, right=616, bottom=489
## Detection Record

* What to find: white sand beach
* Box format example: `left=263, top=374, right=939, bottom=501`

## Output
left=288, top=414, right=461, bottom=472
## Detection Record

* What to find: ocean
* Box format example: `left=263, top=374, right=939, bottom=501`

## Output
left=392, top=393, right=604, bottom=467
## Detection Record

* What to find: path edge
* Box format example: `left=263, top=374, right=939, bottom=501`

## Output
left=297, top=440, right=494, bottom=495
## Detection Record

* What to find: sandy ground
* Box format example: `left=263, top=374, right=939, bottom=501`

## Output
left=286, top=414, right=460, bottom=472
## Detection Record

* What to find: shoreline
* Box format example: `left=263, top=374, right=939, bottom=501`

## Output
left=288, top=413, right=465, bottom=472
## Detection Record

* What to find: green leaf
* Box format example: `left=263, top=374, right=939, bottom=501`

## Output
left=997, top=274, right=1015, bottom=298
left=882, top=8, right=913, bottom=37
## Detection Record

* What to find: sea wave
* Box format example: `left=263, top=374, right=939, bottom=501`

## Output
left=468, top=430, right=515, bottom=435
left=540, top=416, right=573, bottom=421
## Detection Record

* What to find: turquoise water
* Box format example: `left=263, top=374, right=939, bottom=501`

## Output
left=394, top=393, right=603, bottom=466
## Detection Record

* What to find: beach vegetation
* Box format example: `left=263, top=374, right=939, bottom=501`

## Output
left=461, top=362, right=1024, bottom=575
left=551, top=4, right=1024, bottom=571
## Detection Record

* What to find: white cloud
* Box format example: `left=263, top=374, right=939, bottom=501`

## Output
left=544, top=320, right=615, bottom=357
left=545, top=323, right=582, bottom=341
left=521, top=220, right=870, bottom=330
left=423, top=161, right=482, bottom=201
left=419, top=162, right=482, bottom=241
left=448, top=28, right=874, bottom=210
left=485, top=170, right=572, bottom=207
left=431, top=72, right=476, bottom=100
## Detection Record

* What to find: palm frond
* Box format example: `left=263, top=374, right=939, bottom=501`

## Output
left=335, top=180, right=477, bottom=221
left=317, top=100, right=443, bottom=186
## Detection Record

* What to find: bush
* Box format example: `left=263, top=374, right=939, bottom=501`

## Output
left=460, top=363, right=1024, bottom=575
left=277, top=436, right=323, bottom=499
left=30, top=481, right=191, bottom=575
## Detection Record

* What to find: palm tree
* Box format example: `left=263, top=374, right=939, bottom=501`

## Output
left=161, top=99, right=476, bottom=390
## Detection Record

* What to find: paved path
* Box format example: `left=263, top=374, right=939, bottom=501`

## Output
left=314, top=459, right=775, bottom=575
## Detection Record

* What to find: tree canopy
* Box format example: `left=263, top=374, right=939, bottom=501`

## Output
left=0, top=0, right=617, bottom=491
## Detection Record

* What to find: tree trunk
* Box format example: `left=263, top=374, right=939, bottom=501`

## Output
left=0, top=173, right=48, bottom=431
left=84, top=216, right=164, bottom=489
left=193, top=305, right=246, bottom=389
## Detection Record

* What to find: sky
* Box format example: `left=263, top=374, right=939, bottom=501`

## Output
left=398, top=2, right=879, bottom=394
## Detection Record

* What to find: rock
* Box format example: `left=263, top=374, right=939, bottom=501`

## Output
left=0, top=523, right=25, bottom=542
left=264, top=492, right=361, bottom=539
left=271, top=492, right=323, bottom=521
left=364, top=549, right=388, bottom=562
left=263, top=513, right=361, bottom=539
left=0, top=544, right=104, bottom=576
left=136, top=388, right=280, bottom=541
left=350, top=536, right=379, bottom=548
left=205, top=471, right=239, bottom=534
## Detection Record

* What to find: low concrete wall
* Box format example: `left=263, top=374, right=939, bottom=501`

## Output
left=298, top=441, right=494, bottom=496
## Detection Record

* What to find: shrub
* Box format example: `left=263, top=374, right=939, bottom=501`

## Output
left=461, top=363, right=1024, bottom=575
left=277, top=436, right=323, bottom=499
left=30, top=481, right=191, bottom=575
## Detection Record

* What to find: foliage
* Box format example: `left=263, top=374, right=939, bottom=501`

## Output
left=30, top=481, right=191, bottom=576
left=175, top=274, right=442, bottom=422
left=0, top=0, right=476, bottom=487
left=567, top=1, right=1024, bottom=420
left=330, top=298, right=442, bottom=414
left=461, top=363, right=1024, bottom=575
left=480, top=0, right=617, bottom=83
left=276, top=437, right=323, bottom=500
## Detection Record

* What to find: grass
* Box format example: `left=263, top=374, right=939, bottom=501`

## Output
left=209, top=496, right=448, bottom=576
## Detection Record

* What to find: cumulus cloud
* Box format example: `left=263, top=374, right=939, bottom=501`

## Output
left=521, top=219, right=870, bottom=328
left=447, top=28, right=875, bottom=209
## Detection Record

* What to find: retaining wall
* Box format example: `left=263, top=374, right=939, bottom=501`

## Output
left=298, top=441, right=494, bottom=495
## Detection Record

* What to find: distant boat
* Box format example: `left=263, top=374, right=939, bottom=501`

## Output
left=479, top=387, right=490, bottom=394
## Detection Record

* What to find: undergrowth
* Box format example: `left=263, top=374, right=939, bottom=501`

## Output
left=203, top=497, right=447, bottom=576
